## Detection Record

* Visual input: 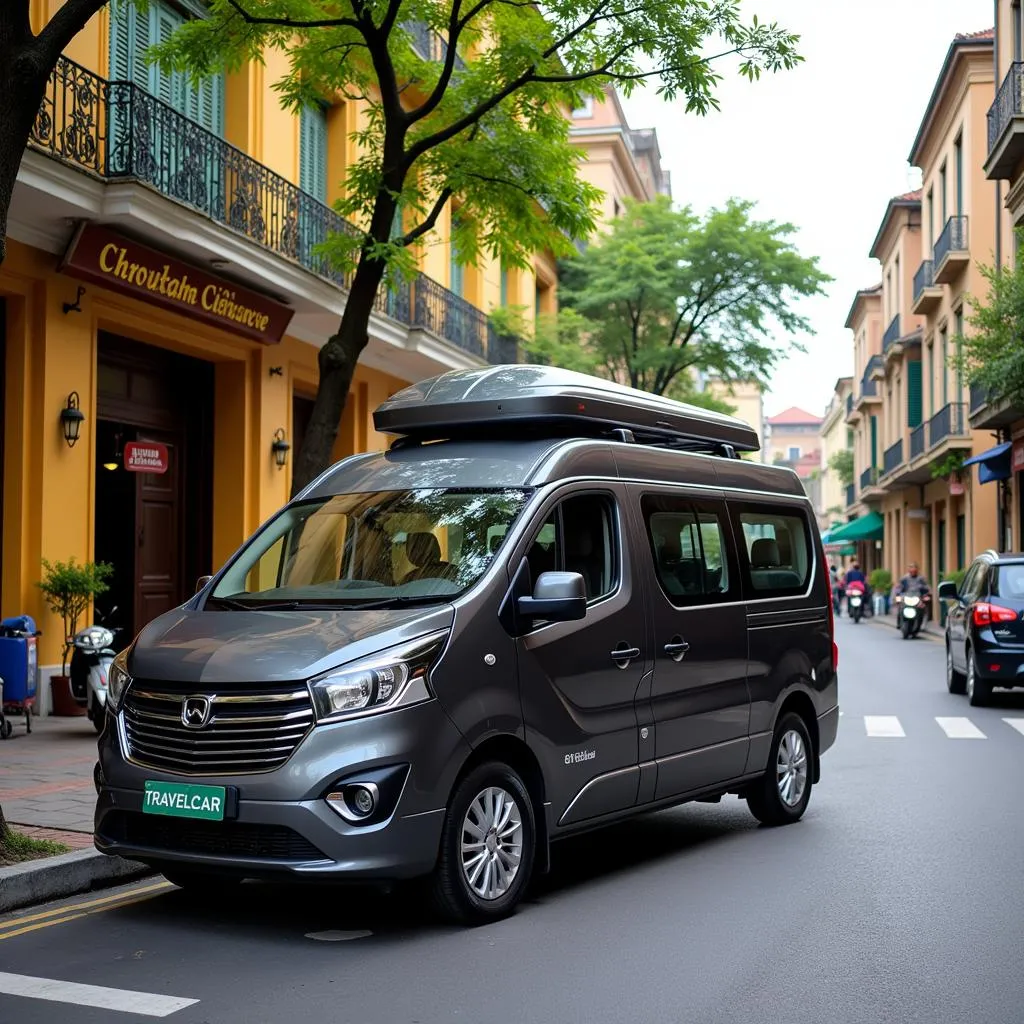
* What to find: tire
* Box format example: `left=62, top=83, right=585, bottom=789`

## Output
left=901, top=618, right=911, bottom=639
left=946, top=642, right=966, bottom=695
left=746, top=712, right=813, bottom=827
left=91, top=705, right=105, bottom=734
left=161, top=869, right=243, bottom=894
left=966, top=651, right=993, bottom=707
left=431, top=762, right=535, bottom=926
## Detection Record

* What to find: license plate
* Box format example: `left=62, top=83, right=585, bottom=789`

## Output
left=143, top=780, right=226, bottom=821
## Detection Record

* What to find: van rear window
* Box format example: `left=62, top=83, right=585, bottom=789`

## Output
left=732, top=506, right=812, bottom=597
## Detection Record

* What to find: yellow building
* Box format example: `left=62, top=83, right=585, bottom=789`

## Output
left=819, top=376, right=853, bottom=527
left=703, top=378, right=765, bottom=461
left=980, top=5, right=1024, bottom=551
left=569, top=87, right=672, bottom=228
left=2, top=2, right=558, bottom=699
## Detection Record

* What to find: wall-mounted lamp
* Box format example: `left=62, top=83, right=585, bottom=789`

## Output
left=60, top=392, right=85, bottom=447
left=62, top=285, right=85, bottom=315
left=271, top=428, right=290, bottom=469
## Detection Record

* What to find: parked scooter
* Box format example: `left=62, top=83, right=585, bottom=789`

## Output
left=69, top=606, right=119, bottom=733
left=895, top=593, right=929, bottom=639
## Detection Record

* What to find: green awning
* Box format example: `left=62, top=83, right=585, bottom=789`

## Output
left=828, top=510, right=884, bottom=543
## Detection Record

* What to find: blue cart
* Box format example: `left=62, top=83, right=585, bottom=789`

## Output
left=0, top=615, right=40, bottom=739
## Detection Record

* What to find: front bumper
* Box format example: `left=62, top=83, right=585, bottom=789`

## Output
left=94, top=698, right=469, bottom=882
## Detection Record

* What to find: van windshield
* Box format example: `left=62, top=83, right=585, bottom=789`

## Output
left=208, top=488, right=531, bottom=609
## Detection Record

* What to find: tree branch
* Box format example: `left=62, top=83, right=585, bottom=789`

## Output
left=400, top=188, right=454, bottom=247
left=34, top=0, right=108, bottom=62
left=406, top=0, right=465, bottom=125
left=223, top=0, right=362, bottom=31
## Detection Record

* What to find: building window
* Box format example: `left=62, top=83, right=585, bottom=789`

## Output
left=299, top=102, right=329, bottom=202
left=894, top=255, right=900, bottom=313
left=927, top=188, right=934, bottom=247
left=940, top=162, right=947, bottom=223
left=572, top=97, right=594, bottom=118
left=500, top=262, right=509, bottom=306
left=940, top=326, right=948, bottom=406
left=450, top=230, right=464, bottom=297
left=954, top=308, right=964, bottom=400
left=954, top=134, right=963, bottom=217
left=787, top=446, right=800, bottom=462
left=109, top=0, right=224, bottom=136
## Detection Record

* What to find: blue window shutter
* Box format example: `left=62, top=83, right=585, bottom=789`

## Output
left=450, top=238, right=464, bottom=296
left=299, top=103, right=328, bottom=202
left=500, top=263, right=508, bottom=305
left=108, top=0, right=133, bottom=81
left=907, top=360, right=922, bottom=428
left=870, top=416, right=877, bottom=467
left=150, top=4, right=180, bottom=104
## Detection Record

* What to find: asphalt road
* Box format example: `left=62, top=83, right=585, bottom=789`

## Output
left=3, top=615, right=1024, bottom=1024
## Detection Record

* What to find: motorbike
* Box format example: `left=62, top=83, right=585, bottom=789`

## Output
left=847, top=586, right=866, bottom=623
left=69, top=606, right=119, bottom=733
left=895, top=593, right=930, bottom=639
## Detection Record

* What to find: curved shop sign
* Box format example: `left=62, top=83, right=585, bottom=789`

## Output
left=60, top=223, right=294, bottom=344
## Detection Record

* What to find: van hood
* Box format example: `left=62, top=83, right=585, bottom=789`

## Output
left=127, top=605, right=455, bottom=685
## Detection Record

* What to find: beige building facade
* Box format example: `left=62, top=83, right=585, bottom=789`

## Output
left=819, top=377, right=854, bottom=526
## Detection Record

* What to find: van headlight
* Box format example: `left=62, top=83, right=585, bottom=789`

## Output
left=308, top=631, right=448, bottom=724
left=107, top=649, right=132, bottom=711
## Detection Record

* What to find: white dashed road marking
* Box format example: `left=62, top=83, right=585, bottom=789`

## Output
left=864, top=715, right=905, bottom=737
left=1003, top=718, right=1024, bottom=737
left=0, top=972, right=197, bottom=1017
left=936, top=716, right=987, bottom=739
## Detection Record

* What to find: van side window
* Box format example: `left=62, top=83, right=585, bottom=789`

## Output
left=731, top=504, right=812, bottom=596
left=526, top=494, right=617, bottom=601
left=641, top=495, right=735, bottom=606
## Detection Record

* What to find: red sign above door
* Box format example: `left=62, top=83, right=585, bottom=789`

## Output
left=124, top=441, right=169, bottom=475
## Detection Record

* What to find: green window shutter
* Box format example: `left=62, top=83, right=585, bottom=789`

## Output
left=150, top=4, right=181, bottom=105
left=299, top=103, right=328, bottom=202
left=450, top=239, right=464, bottom=296
left=907, top=360, right=922, bottom=427
left=108, top=0, right=134, bottom=82
left=500, top=263, right=508, bottom=306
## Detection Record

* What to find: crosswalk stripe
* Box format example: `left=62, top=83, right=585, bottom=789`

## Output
left=864, top=715, right=904, bottom=737
left=935, top=716, right=986, bottom=739
left=0, top=972, right=197, bottom=1017
left=1003, top=718, right=1024, bottom=737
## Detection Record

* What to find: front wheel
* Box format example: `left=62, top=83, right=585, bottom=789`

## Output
left=901, top=617, right=911, bottom=639
left=746, top=713, right=813, bottom=827
left=946, top=643, right=966, bottom=695
left=431, top=762, right=535, bottom=926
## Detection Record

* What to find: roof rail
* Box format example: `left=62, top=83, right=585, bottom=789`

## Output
left=374, top=366, right=760, bottom=457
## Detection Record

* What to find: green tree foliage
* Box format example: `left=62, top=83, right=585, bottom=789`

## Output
left=827, top=448, right=854, bottom=487
left=154, top=0, right=803, bottom=493
left=955, top=250, right=1024, bottom=409
left=37, top=558, right=114, bottom=674
left=527, top=195, right=828, bottom=395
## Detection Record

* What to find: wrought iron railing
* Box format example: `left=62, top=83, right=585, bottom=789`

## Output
left=928, top=402, right=968, bottom=447
left=488, top=332, right=519, bottom=365
left=860, top=466, right=879, bottom=490
left=883, top=315, right=901, bottom=352
left=882, top=439, right=903, bottom=477
left=910, top=423, right=927, bottom=460
left=969, top=382, right=989, bottom=412
left=934, top=216, right=968, bottom=269
left=845, top=393, right=854, bottom=417
left=861, top=355, right=883, bottom=398
left=988, top=61, right=1024, bottom=153
left=845, top=483, right=856, bottom=508
left=913, top=260, right=934, bottom=302
left=29, top=56, right=514, bottom=362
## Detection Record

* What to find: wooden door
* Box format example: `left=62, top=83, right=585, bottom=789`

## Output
left=134, top=429, right=181, bottom=635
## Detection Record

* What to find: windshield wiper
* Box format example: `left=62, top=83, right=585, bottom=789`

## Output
left=205, top=597, right=302, bottom=611
left=327, top=595, right=452, bottom=609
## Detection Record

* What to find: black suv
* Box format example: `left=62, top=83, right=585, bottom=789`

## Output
left=941, top=551, right=1024, bottom=706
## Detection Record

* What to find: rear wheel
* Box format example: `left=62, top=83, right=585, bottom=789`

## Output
left=431, top=762, right=535, bottom=926
left=966, top=651, right=992, bottom=707
left=946, top=642, right=966, bottom=695
left=746, top=713, right=813, bottom=827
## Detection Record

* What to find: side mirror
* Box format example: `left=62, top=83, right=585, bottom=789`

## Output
left=937, top=581, right=958, bottom=602
left=516, top=571, right=587, bottom=623
left=195, top=575, right=214, bottom=595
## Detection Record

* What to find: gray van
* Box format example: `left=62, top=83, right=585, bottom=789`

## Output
left=94, top=366, right=839, bottom=924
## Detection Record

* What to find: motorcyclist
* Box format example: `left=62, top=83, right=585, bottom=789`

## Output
left=894, top=562, right=931, bottom=622
left=844, top=561, right=867, bottom=615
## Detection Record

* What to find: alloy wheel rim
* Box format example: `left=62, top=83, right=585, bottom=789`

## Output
left=947, top=647, right=953, bottom=685
left=461, top=786, right=524, bottom=901
left=967, top=657, right=975, bottom=698
left=776, top=729, right=808, bottom=808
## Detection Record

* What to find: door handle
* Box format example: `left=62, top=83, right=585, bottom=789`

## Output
left=610, top=645, right=640, bottom=667
left=664, top=639, right=690, bottom=661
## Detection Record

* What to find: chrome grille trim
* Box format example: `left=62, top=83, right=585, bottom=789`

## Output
left=121, top=682, right=314, bottom=777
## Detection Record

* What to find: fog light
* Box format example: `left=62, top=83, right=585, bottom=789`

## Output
left=351, top=785, right=375, bottom=816
left=93, top=762, right=105, bottom=794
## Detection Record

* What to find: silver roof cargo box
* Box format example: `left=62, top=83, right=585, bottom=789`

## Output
left=373, top=366, right=760, bottom=456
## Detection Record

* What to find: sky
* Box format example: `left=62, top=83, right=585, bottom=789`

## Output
left=619, top=0, right=995, bottom=420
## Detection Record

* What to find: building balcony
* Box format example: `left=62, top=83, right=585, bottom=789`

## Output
left=881, top=439, right=904, bottom=478
left=927, top=401, right=971, bottom=457
left=845, top=483, right=856, bottom=510
left=911, top=259, right=942, bottom=315
left=968, top=382, right=1024, bottom=430
left=866, top=353, right=885, bottom=382
left=21, top=56, right=515, bottom=373
left=883, top=315, right=901, bottom=353
left=858, top=465, right=884, bottom=502
left=985, top=61, right=1024, bottom=180
left=933, top=216, right=969, bottom=284
left=845, top=391, right=860, bottom=423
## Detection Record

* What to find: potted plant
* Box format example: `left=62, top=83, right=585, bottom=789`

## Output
left=868, top=568, right=893, bottom=615
left=37, top=558, right=113, bottom=716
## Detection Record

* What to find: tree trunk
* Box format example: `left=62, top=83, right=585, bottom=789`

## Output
left=289, top=255, right=389, bottom=497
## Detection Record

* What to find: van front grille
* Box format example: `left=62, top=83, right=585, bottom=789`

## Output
left=121, top=683, right=314, bottom=776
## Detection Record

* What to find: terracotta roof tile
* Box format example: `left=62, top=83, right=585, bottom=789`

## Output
left=956, top=27, right=994, bottom=41
left=766, top=406, right=823, bottom=426
left=894, top=189, right=922, bottom=202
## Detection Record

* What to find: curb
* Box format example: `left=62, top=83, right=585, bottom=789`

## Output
left=0, top=847, right=154, bottom=914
